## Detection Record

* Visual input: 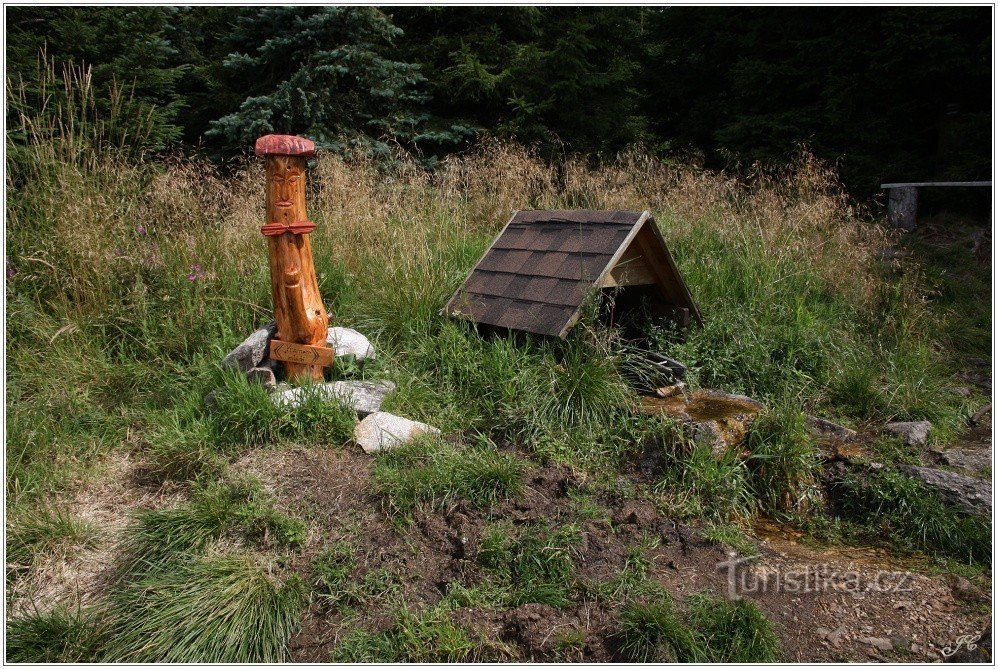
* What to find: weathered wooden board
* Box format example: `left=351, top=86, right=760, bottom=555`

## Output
left=269, top=339, right=335, bottom=367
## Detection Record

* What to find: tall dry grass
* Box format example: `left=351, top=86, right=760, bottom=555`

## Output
left=6, top=56, right=963, bottom=509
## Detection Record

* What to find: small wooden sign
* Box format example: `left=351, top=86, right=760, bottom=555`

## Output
left=269, top=339, right=335, bottom=368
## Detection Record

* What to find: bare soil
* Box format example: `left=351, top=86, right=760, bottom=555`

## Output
left=233, top=443, right=991, bottom=662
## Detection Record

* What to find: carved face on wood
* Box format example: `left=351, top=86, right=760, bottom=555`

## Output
left=265, top=156, right=307, bottom=220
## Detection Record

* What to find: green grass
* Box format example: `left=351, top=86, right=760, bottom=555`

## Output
left=703, top=522, right=760, bottom=558
left=329, top=605, right=484, bottom=662
left=477, top=521, right=584, bottom=608
left=370, top=435, right=526, bottom=517
left=831, top=467, right=991, bottom=564
left=311, top=541, right=403, bottom=609
left=746, top=407, right=822, bottom=516
left=582, top=535, right=667, bottom=602
left=102, top=554, right=307, bottom=662
left=116, top=476, right=305, bottom=579
left=615, top=592, right=780, bottom=662
left=653, top=440, right=756, bottom=522
left=7, top=507, right=98, bottom=570
left=6, top=606, right=107, bottom=662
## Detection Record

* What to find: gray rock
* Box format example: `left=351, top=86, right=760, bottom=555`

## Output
left=884, top=420, right=932, bottom=447
left=820, top=625, right=847, bottom=649
left=222, top=322, right=277, bottom=373
left=939, top=447, right=991, bottom=475
left=971, top=403, right=992, bottom=426
left=876, top=247, right=909, bottom=261
left=354, top=412, right=440, bottom=454
left=327, top=327, right=375, bottom=361
left=949, top=386, right=973, bottom=397
left=903, top=465, right=992, bottom=516
left=807, top=416, right=858, bottom=442
left=948, top=575, right=987, bottom=603
left=270, top=380, right=395, bottom=416
left=246, top=366, right=277, bottom=389
left=859, top=636, right=894, bottom=652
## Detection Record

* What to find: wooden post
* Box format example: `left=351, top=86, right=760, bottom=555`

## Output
left=887, top=186, right=918, bottom=232
left=255, top=134, right=329, bottom=382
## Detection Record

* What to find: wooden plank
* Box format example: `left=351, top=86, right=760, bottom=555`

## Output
left=634, top=221, right=704, bottom=326
left=881, top=181, right=992, bottom=188
left=609, top=251, right=657, bottom=286
left=269, top=339, right=335, bottom=367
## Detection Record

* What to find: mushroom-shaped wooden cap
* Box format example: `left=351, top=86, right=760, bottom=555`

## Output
left=254, top=134, right=315, bottom=157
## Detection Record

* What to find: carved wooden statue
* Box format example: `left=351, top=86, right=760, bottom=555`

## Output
left=255, top=134, right=332, bottom=381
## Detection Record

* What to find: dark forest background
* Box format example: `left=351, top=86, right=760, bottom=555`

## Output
left=6, top=6, right=992, bottom=198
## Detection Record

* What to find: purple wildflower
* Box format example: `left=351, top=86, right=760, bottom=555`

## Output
left=136, top=224, right=148, bottom=235
left=187, top=263, right=205, bottom=282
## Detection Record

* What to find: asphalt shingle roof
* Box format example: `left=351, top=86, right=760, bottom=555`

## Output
left=446, top=209, right=699, bottom=338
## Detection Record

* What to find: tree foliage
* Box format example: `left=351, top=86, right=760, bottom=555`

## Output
left=5, top=6, right=991, bottom=194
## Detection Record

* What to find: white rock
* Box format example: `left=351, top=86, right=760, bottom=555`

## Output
left=271, top=380, right=395, bottom=416
left=354, top=412, right=440, bottom=454
left=327, top=327, right=375, bottom=361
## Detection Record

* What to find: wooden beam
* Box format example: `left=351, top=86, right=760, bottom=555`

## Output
left=881, top=181, right=992, bottom=188
left=634, top=222, right=703, bottom=326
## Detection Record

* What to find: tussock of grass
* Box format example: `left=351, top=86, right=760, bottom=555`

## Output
left=703, top=523, right=759, bottom=557
left=6, top=606, right=106, bottom=662
left=370, top=436, right=526, bottom=517
left=6, top=508, right=98, bottom=569
left=616, top=592, right=780, bottom=662
left=478, top=521, right=583, bottom=608
left=746, top=407, right=822, bottom=516
left=311, top=542, right=403, bottom=608
left=583, top=536, right=666, bottom=602
left=653, top=440, right=756, bottom=522
left=103, top=554, right=307, bottom=662
left=386, top=320, right=635, bottom=451
left=831, top=467, right=991, bottom=564
left=328, top=605, right=483, bottom=662
left=116, top=476, right=304, bottom=577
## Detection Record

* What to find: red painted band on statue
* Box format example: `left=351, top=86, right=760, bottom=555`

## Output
left=255, top=134, right=316, bottom=157
left=260, top=220, right=317, bottom=236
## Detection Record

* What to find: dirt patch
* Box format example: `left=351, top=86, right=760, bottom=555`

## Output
left=7, top=451, right=184, bottom=616
left=743, top=527, right=991, bottom=662
left=234, top=443, right=993, bottom=663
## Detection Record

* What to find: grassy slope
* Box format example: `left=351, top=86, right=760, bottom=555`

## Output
left=5, top=68, right=990, bottom=660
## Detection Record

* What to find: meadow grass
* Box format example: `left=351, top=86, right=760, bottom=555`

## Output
left=616, top=592, right=780, bottom=662
left=477, top=520, right=584, bottom=608
left=328, top=604, right=484, bottom=662
left=6, top=507, right=98, bottom=571
left=5, top=58, right=989, bottom=661
left=102, top=554, right=307, bottom=662
left=115, top=475, right=305, bottom=579
left=5, top=606, right=107, bottom=663
left=831, top=467, right=991, bottom=565
left=370, top=436, right=527, bottom=518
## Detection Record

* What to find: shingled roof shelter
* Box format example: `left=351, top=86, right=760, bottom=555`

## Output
left=444, top=210, right=701, bottom=338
